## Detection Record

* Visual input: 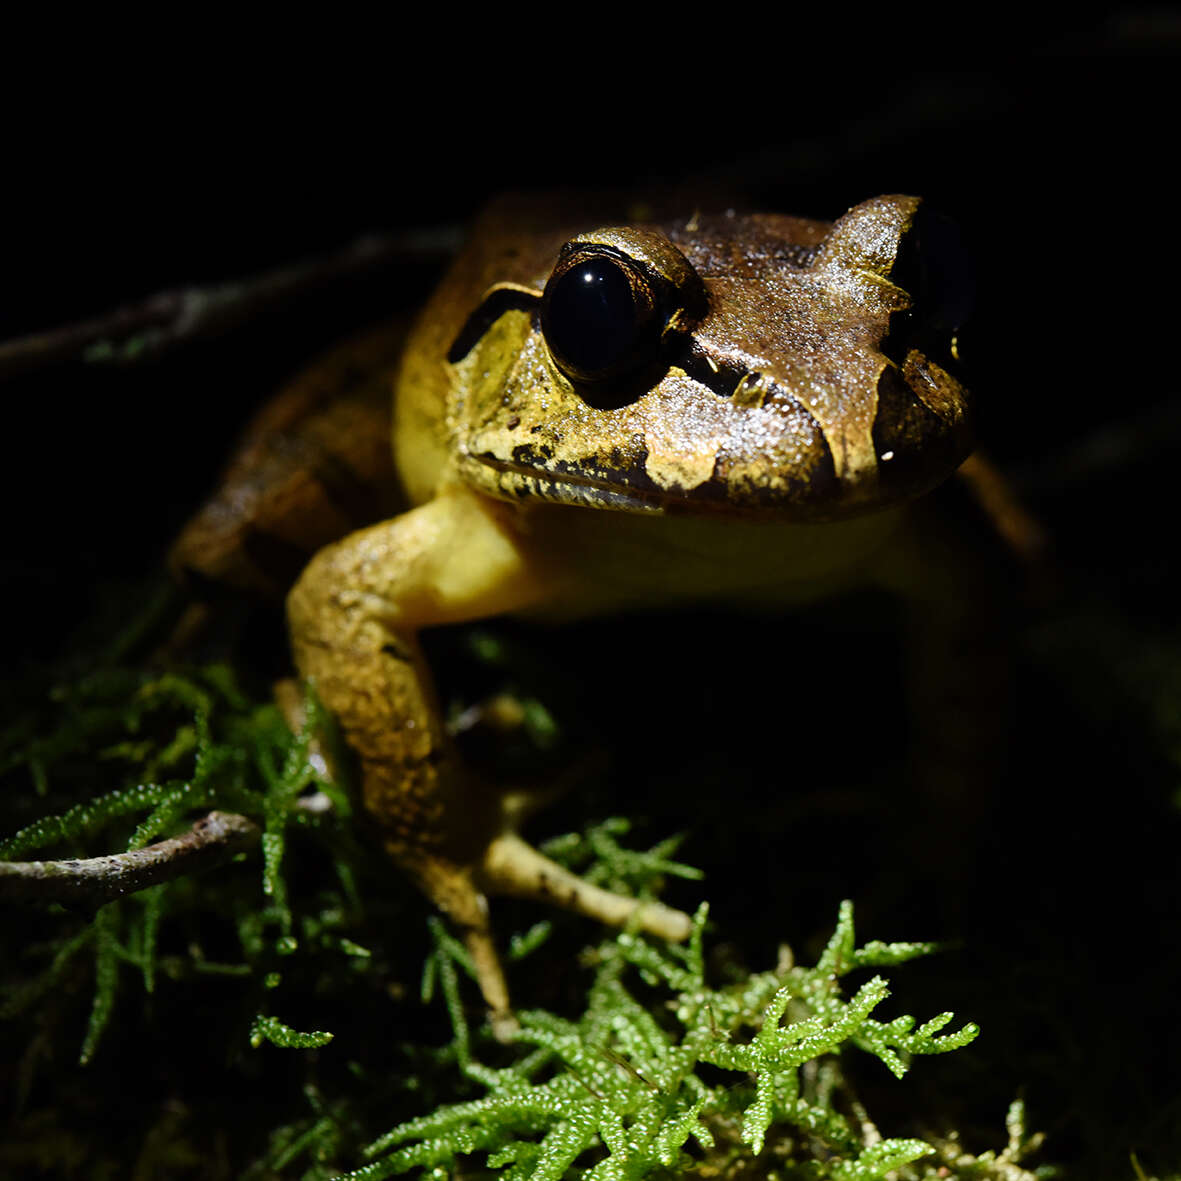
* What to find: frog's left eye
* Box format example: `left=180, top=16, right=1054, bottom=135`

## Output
left=540, top=246, right=664, bottom=386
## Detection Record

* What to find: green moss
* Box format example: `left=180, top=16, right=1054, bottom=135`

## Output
left=349, top=898, right=1027, bottom=1181
left=251, top=1015, right=335, bottom=1051
left=1, top=662, right=358, bottom=1065
left=11, top=605, right=1168, bottom=1177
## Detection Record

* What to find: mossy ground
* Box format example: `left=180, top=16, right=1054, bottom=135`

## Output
left=2, top=561, right=1180, bottom=1178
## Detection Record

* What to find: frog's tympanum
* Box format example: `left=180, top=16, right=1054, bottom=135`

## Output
left=173, top=195, right=988, bottom=1033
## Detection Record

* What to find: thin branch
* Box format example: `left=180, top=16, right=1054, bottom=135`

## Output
left=0, top=225, right=461, bottom=379
left=0, top=811, right=261, bottom=906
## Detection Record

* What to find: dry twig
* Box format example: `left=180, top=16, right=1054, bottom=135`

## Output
left=0, top=811, right=261, bottom=906
left=0, top=226, right=460, bottom=379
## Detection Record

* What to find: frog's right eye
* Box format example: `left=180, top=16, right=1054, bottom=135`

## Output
left=540, top=246, right=664, bottom=386
left=887, top=205, right=975, bottom=368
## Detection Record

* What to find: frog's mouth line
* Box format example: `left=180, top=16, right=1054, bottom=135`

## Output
left=467, top=449, right=828, bottom=519
left=467, top=451, right=669, bottom=513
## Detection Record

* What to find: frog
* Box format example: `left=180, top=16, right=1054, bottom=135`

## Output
left=172, top=192, right=1006, bottom=1035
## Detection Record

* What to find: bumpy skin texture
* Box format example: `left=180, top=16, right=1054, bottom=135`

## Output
left=278, top=194, right=984, bottom=1030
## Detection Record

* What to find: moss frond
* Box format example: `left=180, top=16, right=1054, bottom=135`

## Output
left=354, top=899, right=988, bottom=1180
left=249, top=1014, right=334, bottom=1050
left=542, top=818, right=703, bottom=903
left=1, top=662, right=353, bottom=1063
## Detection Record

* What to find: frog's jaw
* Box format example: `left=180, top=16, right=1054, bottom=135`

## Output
left=458, top=450, right=665, bottom=514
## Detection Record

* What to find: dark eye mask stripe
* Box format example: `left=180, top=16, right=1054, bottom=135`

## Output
left=447, top=287, right=540, bottom=364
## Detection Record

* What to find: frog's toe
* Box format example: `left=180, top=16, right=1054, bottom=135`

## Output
left=408, top=854, right=518, bottom=1030
left=478, top=832, right=692, bottom=941
left=489, top=1007, right=520, bottom=1044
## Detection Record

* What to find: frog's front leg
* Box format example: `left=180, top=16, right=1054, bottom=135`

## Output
left=286, top=488, right=690, bottom=1030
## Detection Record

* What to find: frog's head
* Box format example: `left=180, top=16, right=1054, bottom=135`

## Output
left=449, top=195, right=973, bottom=520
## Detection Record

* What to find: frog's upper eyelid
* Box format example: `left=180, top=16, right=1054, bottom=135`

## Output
left=447, top=283, right=542, bottom=364
left=566, top=228, right=705, bottom=307
left=553, top=240, right=705, bottom=324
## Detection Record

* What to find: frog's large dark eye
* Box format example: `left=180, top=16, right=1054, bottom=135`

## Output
left=886, top=205, right=975, bottom=367
left=540, top=247, right=662, bottom=385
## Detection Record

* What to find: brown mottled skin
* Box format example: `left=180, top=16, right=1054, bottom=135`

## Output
left=176, top=194, right=1008, bottom=1034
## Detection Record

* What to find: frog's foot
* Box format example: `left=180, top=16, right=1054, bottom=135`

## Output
left=478, top=831, right=693, bottom=942
left=411, top=855, right=518, bottom=1040
left=411, top=834, right=691, bottom=1038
